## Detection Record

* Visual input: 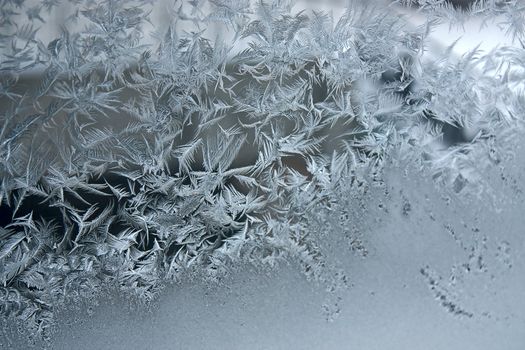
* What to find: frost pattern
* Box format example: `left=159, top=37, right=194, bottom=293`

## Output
left=0, top=0, right=524, bottom=338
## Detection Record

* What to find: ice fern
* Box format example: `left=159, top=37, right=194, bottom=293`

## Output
left=0, top=0, right=523, bottom=338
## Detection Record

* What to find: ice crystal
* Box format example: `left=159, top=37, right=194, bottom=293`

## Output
left=0, top=0, right=523, bottom=338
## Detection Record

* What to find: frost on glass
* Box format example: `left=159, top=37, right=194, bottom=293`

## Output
left=0, top=0, right=525, bottom=348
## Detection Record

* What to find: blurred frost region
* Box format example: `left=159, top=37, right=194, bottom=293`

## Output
left=1, top=0, right=525, bottom=349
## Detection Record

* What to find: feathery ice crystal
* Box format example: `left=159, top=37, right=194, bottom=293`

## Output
left=0, top=0, right=524, bottom=338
